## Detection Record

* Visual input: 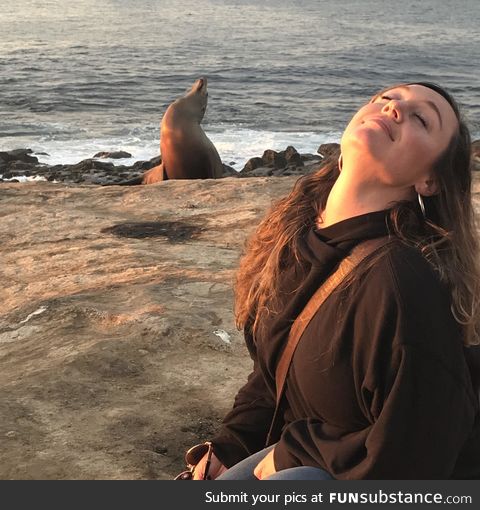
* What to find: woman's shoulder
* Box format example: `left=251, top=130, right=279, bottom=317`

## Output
left=367, top=237, right=448, bottom=295
left=355, top=237, right=454, bottom=325
left=353, top=238, right=464, bottom=361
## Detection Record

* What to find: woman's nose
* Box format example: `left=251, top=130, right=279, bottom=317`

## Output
left=382, top=100, right=401, bottom=121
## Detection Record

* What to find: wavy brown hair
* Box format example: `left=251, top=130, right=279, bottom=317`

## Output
left=235, top=82, right=480, bottom=346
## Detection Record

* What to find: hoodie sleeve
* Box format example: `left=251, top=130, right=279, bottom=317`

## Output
left=273, top=247, right=478, bottom=479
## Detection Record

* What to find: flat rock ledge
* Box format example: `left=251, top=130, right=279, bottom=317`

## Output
left=2, top=175, right=480, bottom=480
left=0, top=176, right=298, bottom=479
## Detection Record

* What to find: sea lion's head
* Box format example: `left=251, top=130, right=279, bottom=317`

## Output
left=172, top=77, right=209, bottom=124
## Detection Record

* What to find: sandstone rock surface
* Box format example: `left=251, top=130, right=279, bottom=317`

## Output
left=0, top=176, right=296, bottom=479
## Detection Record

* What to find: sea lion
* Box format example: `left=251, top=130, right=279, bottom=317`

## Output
left=121, top=77, right=223, bottom=185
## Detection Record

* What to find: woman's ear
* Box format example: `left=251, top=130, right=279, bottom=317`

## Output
left=415, top=177, right=439, bottom=197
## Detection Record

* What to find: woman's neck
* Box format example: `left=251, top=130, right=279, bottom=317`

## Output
left=318, top=168, right=413, bottom=229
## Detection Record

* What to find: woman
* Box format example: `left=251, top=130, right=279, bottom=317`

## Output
left=188, top=82, right=480, bottom=480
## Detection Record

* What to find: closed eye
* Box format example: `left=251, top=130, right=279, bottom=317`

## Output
left=379, top=95, right=428, bottom=128
left=414, top=112, right=428, bottom=128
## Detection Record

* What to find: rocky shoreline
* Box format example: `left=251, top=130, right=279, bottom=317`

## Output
left=1, top=139, right=479, bottom=185
left=0, top=145, right=330, bottom=184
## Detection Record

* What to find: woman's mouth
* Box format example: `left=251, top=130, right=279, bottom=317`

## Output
left=369, top=117, right=394, bottom=141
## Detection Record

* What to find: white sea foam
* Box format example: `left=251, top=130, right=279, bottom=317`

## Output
left=0, top=174, right=47, bottom=182
left=11, top=125, right=341, bottom=171
left=208, top=127, right=340, bottom=169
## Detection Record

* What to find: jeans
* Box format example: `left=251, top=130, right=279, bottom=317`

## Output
left=216, top=445, right=334, bottom=480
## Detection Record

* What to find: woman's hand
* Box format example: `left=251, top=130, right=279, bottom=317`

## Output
left=193, top=452, right=228, bottom=480
left=253, top=448, right=277, bottom=480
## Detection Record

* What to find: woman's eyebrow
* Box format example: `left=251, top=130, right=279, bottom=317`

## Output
left=425, top=100, right=443, bottom=129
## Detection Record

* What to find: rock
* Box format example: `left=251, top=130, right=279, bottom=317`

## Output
left=0, top=149, right=39, bottom=165
left=239, top=165, right=274, bottom=178
left=0, top=176, right=299, bottom=479
left=131, top=156, right=161, bottom=173
left=303, top=159, right=324, bottom=174
left=262, top=149, right=287, bottom=169
left=69, top=159, right=115, bottom=173
left=283, top=145, right=304, bottom=167
left=317, top=143, right=340, bottom=159
left=5, top=167, right=38, bottom=180
left=6, top=161, right=36, bottom=173
left=241, top=147, right=314, bottom=177
left=149, top=155, right=162, bottom=167
left=241, top=157, right=264, bottom=174
left=93, top=151, right=133, bottom=159
left=301, top=153, right=323, bottom=162
left=221, top=164, right=239, bottom=177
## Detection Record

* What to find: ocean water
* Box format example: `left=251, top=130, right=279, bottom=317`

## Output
left=0, top=0, right=479, bottom=170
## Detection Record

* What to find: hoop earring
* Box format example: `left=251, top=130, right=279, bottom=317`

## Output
left=418, top=193, right=426, bottom=217
left=338, top=154, right=343, bottom=171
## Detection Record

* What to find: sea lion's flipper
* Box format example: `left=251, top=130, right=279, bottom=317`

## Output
left=141, top=163, right=167, bottom=184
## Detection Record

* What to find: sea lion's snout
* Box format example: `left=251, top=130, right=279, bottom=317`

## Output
left=193, top=77, right=207, bottom=94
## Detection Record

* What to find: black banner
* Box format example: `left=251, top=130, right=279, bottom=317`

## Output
left=2, top=480, right=478, bottom=509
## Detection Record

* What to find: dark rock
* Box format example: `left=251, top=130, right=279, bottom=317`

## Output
left=6, top=161, right=36, bottom=174
left=317, top=143, right=340, bottom=159
left=115, top=176, right=144, bottom=186
left=303, top=159, right=324, bottom=174
left=149, top=155, right=162, bottom=166
left=239, top=166, right=274, bottom=178
left=131, top=156, right=161, bottom=172
left=242, top=157, right=264, bottom=174
left=93, top=151, right=133, bottom=159
left=0, top=149, right=39, bottom=165
left=301, top=153, right=322, bottom=162
left=69, top=159, right=115, bottom=173
left=262, top=149, right=287, bottom=169
left=48, top=165, right=67, bottom=173
left=283, top=145, right=304, bottom=167
left=221, top=164, right=239, bottom=177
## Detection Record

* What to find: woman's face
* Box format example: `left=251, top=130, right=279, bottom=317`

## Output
left=340, top=84, right=459, bottom=194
